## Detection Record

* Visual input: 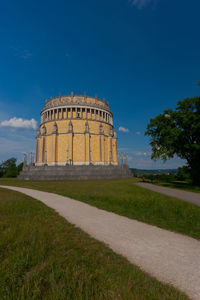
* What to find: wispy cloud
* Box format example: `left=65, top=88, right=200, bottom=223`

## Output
left=0, top=117, right=37, bottom=130
left=11, top=46, right=33, bottom=60
left=119, top=126, right=129, bottom=133
left=118, top=147, right=185, bottom=169
left=0, top=136, right=35, bottom=163
left=136, top=131, right=141, bottom=135
left=129, top=0, right=155, bottom=9
left=135, top=151, right=151, bottom=156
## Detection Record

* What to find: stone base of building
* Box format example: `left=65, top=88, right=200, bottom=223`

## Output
left=18, top=164, right=132, bottom=180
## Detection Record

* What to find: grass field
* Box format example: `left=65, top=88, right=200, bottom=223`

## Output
left=0, top=188, right=187, bottom=299
left=1, top=178, right=200, bottom=240
left=154, top=181, right=200, bottom=193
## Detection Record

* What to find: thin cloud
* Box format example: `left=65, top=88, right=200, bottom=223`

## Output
left=136, top=131, right=141, bottom=135
left=119, top=126, right=129, bottom=133
left=129, top=0, right=155, bottom=9
left=11, top=46, right=33, bottom=60
left=0, top=117, right=37, bottom=130
left=118, top=147, right=185, bottom=169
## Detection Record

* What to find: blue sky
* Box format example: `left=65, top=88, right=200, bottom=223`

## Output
left=0, top=0, right=200, bottom=168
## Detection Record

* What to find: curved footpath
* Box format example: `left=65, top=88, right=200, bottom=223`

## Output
left=136, top=182, right=200, bottom=207
left=1, top=185, right=200, bottom=299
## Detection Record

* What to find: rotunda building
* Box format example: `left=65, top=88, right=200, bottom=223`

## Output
left=35, top=94, right=118, bottom=166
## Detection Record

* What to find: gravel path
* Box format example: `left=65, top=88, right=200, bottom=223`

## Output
left=136, top=182, right=200, bottom=207
left=1, top=185, right=200, bottom=299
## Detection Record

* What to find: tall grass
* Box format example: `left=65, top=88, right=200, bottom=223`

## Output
left=0, top=188, right=187, bottom=299
left=1, top=178, right=200, bottom=239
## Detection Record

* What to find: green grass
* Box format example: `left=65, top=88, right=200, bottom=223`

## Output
left=0, top=188, right=187, bottom=300
left=154, top=181, right=200, bottom=193
left=1, top=178, right=200, bottom=240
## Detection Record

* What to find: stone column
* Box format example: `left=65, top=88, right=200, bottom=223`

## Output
left=53, top=109, right=55, bottom=120
left=90, top=108, right=92, bottom=119
left=35, top=138, right=38, bottom=163
left=75, top=107, right=78, bottom=118
left=81, top=107, right=83, bottom=119
left=68, top=121, right=73, bottom=165
left=112, top=129, right=118, bottom=165
left=41, top=125, right=46, bottom=164
left=70, top=107, right=73, bottom=118
left=99, top=124, right=104, bottom=164
left=42, top=137, right=46, bottom=164
left=101, top=136, right=105, bottom=164
left=108, top=138, right=112, bottom=164
left=85, top=121, right=90, bottom=165
left=94, top=109, right=96, bottom=120
left=52, top=122, right=58, bottom=165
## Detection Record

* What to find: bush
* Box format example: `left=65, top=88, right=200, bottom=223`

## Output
left=3, top=169, right=18, bottom=178
left=176, top=166, right=191, bottom=182
left=0, top=158, right=23, bottom=178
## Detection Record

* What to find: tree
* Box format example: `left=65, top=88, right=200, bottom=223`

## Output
left=145, top=97, right=200, bottom=185
left=17, top=162, right=23, bottom=174
left=0, top=157, right=20, bottom=178
left=176, top=166, right=191, bottom=182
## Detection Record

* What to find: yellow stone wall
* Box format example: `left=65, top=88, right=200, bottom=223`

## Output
left=36, top=96, right=118, bottom=166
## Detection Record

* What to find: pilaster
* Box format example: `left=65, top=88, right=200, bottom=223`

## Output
left=85, top=121, right=90, bottom=164
left=68, top=121, right=73, bottom=165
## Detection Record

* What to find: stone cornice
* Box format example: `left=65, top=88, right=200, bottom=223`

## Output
left=38, top=131, right=117, bottom=139
left=40, top=117, right=114, bottom=127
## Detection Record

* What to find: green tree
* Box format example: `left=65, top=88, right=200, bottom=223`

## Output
left=17, top=162, right=23, bottom=174
left=0, top=157, right=20, bottom=178
left=176, top=166, right=191, bottom=182
left=145, top=97, right=200, bottom=185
